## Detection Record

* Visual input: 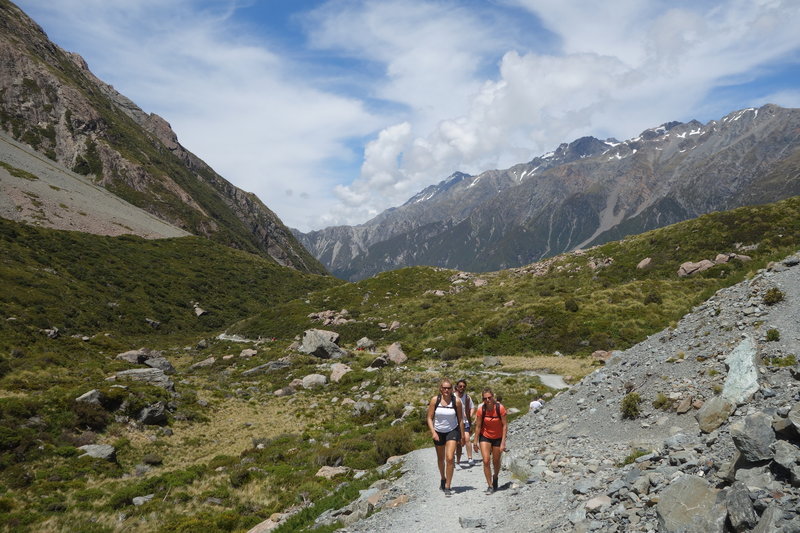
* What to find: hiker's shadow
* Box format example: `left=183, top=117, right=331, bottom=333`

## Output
left=451, top=485, right=478, bottom=494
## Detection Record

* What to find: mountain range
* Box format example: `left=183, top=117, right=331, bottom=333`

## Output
left=296, top=104, right=800, bottom=280
left=0, top=0, right=326, bottom=275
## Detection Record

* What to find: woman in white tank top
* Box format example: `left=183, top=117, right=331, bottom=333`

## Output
left=426, top=378, right=465, bottom=497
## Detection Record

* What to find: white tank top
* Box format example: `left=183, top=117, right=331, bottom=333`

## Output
left=434, top=396, right=458, bottom=432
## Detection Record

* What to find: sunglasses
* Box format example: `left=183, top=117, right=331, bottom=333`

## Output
left=482, top=396, right=493, bottom=401
left=441, top=386, right=452, bottom=390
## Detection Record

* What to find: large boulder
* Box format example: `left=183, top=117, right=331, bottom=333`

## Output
left=112, top=368, right=174, bottom=391
left=678, top=260, right=715, bottom=277
left=386, top=342, right=407, bottom=365
left=725, top=481, right=758, bottom=532
left=138, top=402, right=168, bottom=425
left=79, top=444, right=117, bottom=461
left=302, top=374, right=327, bottom=389
left=730, top=412, right=775, bottom=462
left=299, top=329, right=346, bottom=359
left=330, top=363, right=352, bottom=383
left=695, top=396, right=734, bottom=433
left=656, top=476, right=727, bottom=532
left=721, top=335, right=759, bottom=405
left=116, top=348, right=158, bottom=364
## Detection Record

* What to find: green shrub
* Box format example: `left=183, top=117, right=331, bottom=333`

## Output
left=620, top=393, right=642, bottom=419
left=652, top=393, right=674, bottom=411
left=373, top=425, right=414, bottom=465
left=564, top=298, right=579, bottom=312
left=71, top=401, right=109, bottom=431
left=766, top=328, right=780, bottom=342
left=643, top=292, right=662, bottom=305
left=229, top=467, right=252, bottom=488
left=617, top=448, right=649, bottom=466
left=440, top=346, right=468, bottom=361
left=763, top=288, right=785, bottom=306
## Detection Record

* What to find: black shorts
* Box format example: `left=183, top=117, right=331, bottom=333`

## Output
left=433, top=428, right=460, bottom=446
left=479, top=435, right=502, bottom=447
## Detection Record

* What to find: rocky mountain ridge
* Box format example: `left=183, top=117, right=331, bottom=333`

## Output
left=0, top=0, right=326, bottom=274
left=298, top=104, right=800, bottom=280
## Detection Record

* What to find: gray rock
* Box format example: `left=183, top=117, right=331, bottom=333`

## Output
left=753, top=505, right=782, bottom=533
left=386, top=342, right=407, bottom=365
left=132, top=494, right=155, bottom=506
left=483, top=356, right=501, bottom=367
left=789, top=403, right=800, bottom=432
left=330, top=363, right=352, bottom=383
left=138, top=402, right=168, bottom=425
left=656, top=476, right=726, bottom=533
left=144, top=356, right=175, bottom=374
left=79, top=444, right=116, bottom=461
left=299, top=329, right=346, bottom=359
left=113, top=368, right=174, bottom=391
left=721, top=335, right=759, bottom=405
left=771, top=440, right=800, bottom=472
left=695, top=396, right=734, bottom=433
left=302, top=373, right=327, bottom=389
left=241, top=359, right=291, bottom=376
left=356, top=337, right=375, bottom=350
left=116, top=348, right=155, bottom=364
left=734, top=465, right=780, bottom=491
left=369, top=356, right=388, bottom=368
left=353, top=401, right=374, bottom=416
left=725, top=481, right=758, bottom=532
left=189, top=356, right=216, bottom=370
left=459, top=517, right=487, bottom=528
left=730, top=412, right=775, bottom=462
left=76, top=389, right=101, bottom=404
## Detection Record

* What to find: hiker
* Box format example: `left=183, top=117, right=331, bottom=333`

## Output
left=454, top=379, right=476, bottom=467
left=472, top=387, right=507, bottom=494
left=529, top=397, right=544, bottom=412
left=426, top=378, right=465, bottom=497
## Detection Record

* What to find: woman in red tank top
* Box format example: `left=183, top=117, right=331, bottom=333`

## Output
left=471, top=387, right=507, bottom=494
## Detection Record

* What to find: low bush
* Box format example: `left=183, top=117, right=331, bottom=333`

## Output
left=652, top=393, right=674, bottom=411
left=620, top=393, right=642, bottom=419
left=766, top=328, right=780, bottom=342
left=763, top=287, right=785, bottom=306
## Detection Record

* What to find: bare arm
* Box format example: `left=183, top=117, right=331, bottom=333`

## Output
left=500, top=407, right=508, bottom=451
left=426, top=396, right=439, bottom=440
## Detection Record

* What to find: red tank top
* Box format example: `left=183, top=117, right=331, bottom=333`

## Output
left=478, top=403, right=505, bottom=439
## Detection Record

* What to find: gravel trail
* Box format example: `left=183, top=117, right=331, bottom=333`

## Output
left=342, top=445, right=570, bottom=532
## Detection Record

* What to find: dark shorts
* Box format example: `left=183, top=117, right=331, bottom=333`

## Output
left=433, top=428, right=460, bottom=446
left=479, top=435, right=503, bottom=447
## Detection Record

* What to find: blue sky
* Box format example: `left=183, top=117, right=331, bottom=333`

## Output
left=14, top=0, right=800, bottom=231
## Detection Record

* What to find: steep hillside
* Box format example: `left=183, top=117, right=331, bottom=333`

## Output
left=0, top=0, right=326, bottom=274
left=298, top=105, right=800, bottom=280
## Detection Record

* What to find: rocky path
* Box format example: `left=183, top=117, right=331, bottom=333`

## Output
left=340, top=446, right=568, bottom=533
left=336, top=251, right=800, bottom=532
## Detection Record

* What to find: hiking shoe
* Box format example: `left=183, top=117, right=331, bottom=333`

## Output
left=492, top=477, right=499, bottom=491
left=484, top=486, right=494, bottom=495
left=440, top=478, right=446, bottom=491
left=444, top=488, right=453, bottom=497
left=468, top=459, right=475, bottom=467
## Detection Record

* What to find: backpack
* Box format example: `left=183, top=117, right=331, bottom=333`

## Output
left=480, top=402, right=503, bottom=423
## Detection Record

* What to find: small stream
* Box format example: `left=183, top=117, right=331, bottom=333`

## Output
left=477, top=369, right=570, bottom=389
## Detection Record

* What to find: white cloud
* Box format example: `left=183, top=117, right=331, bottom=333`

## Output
left=329, top=0, right=800, bottom=225
left=14, top=0, right=800, bottom=231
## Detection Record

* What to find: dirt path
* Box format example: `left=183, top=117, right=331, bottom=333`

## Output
left=341, top=443, right=571, bottom=533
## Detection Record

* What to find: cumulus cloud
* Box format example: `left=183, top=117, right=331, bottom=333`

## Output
left=15, top=0, right=800, bottom=230
left=328, top=0, right=800, bottom=225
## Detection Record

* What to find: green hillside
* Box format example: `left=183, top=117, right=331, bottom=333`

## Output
left=1, top=195, right=800, bottom=532
left=233, top=196, right=800, bottom=360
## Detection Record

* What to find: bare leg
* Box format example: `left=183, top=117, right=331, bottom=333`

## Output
left=444, top=440, right=457, bottom=489
left=435, top=444, right=446, bottom=483
left=492, top=445, right=503, bottom=487
left=480, top=441, right=493, bottom=487
left=465, top=430, right=473, bottom=460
